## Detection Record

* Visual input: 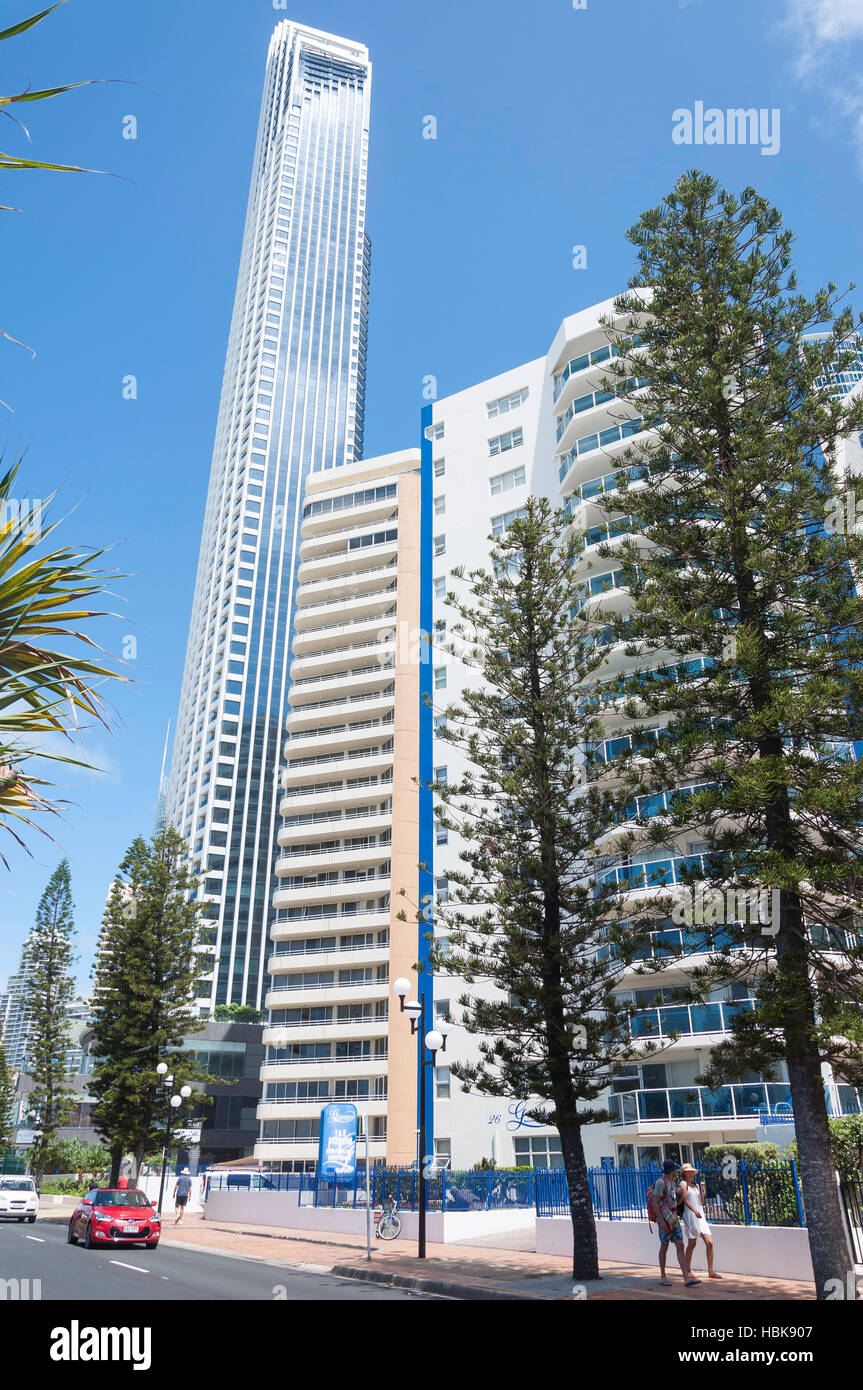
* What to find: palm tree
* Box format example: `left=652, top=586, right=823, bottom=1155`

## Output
left=0, top=461, right=124, bottom=860
left=1, top=3, right=106, bottom=208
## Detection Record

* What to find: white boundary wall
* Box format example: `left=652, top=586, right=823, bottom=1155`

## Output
left=203, top=1189, right=534, bottom=1243
left=536, top=1216, right=814, bottom=1281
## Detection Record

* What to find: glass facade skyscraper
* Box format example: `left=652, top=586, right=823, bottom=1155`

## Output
left=167, top=21, right=372, bottom=1009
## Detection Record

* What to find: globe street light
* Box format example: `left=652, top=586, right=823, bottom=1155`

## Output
left=156, top=1071, right=193, bottom=1217
left=393, top=981, right=449, bottom=1259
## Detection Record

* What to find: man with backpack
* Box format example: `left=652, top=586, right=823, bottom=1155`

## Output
left=649, top=1159, right=700, bottom=1287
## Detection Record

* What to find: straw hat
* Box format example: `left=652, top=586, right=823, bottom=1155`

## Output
left=679, top=1163, right=697, bottom=1176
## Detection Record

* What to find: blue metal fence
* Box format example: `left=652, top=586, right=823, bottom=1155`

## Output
left=204, top=1166, right=536, bottom=1211
left=536, top=1163, right=805, bottom=1228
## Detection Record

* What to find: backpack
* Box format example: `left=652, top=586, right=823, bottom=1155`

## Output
left=645, top=1181, right=660, bottom=1226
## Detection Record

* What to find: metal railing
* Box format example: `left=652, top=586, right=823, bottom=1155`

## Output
left=204, top=1166, right=537, bottom=1211
left=536, top=1163, right=805, bottom=1227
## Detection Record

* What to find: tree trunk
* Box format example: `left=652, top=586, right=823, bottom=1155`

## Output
left=109, top=1146, right=122, bottom=1187
left=787, top=1050, right=853, bottom=1297
left=774, top=886, right=854, bottom=1298
left=558, top=1121, right=599, bottom=1281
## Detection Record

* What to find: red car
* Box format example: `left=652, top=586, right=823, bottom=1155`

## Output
left=67, top=1188, right=161, bottom=1250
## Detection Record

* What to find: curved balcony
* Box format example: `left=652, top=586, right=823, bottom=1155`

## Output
left=264, top=980, right=389, bottom=1010
left=272, top=870, right=390, bottom=909
left=281, top=748, right=393, bottom=788
left=259, top=1057, right=388, bottom=1081
left=270, top=910, right=390, bottom=941
left=297, top=534, right=398, bottom=585
left=268, top=941, right=390, bottom=973
left=287, top=662, right=396, bottom=707
left=294, top=586, right=398, bottom=630
left=291, top=610, right=397, bottom=657
left=296, top=561, right=397, bottom=608
left=257, top=1099, right=387, bottom=1122
left=277, top=809, right=392, bottom=846
left=301, top=481, right=399, bottom=537
left=284, top=716, right=394, bottom=756
left=608, top=1081, right=793, bottom=1128
left=263, top=1017, right=386, bottom=1046
left=558, top=417, right=657, bottom=493
left=284, top=688, right=395, bottom=732
left=289, top=637, right=395, bottom=683
left=299, top=512, right=398, bottom=560
left=556, top=378, right=650, bottom=452
left=278, top=774, right=393, bottom=816
left=552, top=335, right=645, bottom=410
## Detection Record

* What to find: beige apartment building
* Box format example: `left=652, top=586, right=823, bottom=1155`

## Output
left=255, top=448, right=424, bottom=1168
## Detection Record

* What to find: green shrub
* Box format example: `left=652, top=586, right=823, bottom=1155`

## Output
left=701, top=1141, right=781, bottom=1167
left=785, top=1113, right=863, bottom=1180
left=39, top=1178, right=89, bottom=1196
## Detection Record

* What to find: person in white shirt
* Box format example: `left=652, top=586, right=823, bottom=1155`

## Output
left=679, top=1163, right=721, bottom=1279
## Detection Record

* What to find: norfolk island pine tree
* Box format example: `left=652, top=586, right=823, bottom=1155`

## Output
left=416, top=497, right=680, bottom=1282
left=589, top=171, right=863, bottom=1297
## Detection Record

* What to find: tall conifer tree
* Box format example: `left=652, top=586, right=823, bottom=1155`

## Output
left=23, top=858, right=76, bottom=1182
left=598, top=171, right=863, bottom=1295
left=90, top=825, right=209, bottom=1181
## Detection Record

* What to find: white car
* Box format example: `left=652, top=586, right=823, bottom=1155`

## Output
left=0, top=1177, right=39, bottom=1223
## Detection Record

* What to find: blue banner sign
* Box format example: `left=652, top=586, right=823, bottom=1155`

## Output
left=318, top=1102, right=358, bottom=1181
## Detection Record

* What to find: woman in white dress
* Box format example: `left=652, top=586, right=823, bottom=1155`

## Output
left=679, top=1163, right=721, bottom=1279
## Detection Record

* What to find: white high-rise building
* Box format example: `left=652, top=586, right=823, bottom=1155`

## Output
left=166, top=21, right=372, bottom=1012
left=424, top=300, right=863, bottom=1172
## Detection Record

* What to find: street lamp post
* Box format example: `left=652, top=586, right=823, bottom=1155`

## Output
left=392, top=979, right=449, bottom=1260
left=155, top=1063, right=192, bottom=1217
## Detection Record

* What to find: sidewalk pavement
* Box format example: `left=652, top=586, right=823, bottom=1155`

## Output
left=152, top=1213, right=813, bottom=1301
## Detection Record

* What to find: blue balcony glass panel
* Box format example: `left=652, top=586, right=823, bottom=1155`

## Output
left=669, top=1088, right=703, bottom=1119
left=700, top=1087, right=733, bottom=1118
left=638, top=1090, right=670, bottom=1121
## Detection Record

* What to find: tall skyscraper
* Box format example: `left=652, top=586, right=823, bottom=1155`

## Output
left=167, top=22, right=372, bottom=1010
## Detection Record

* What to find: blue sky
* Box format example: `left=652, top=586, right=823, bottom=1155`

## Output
left=1, top=0, right=861, bottom=987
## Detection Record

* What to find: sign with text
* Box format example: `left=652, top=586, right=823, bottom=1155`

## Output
left=317, top=1102, right=358, bottom=1181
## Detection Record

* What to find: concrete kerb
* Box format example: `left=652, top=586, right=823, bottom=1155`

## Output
left=329, top=1264, right=539, bottom=1301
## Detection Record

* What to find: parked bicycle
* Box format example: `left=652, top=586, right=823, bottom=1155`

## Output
left=375, top=1193, right=401, bottom=1240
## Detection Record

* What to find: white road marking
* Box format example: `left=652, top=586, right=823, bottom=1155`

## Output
left=110, top=1260, right=149, bottom=1274
left=24, top=1235, right=45, bottom=1242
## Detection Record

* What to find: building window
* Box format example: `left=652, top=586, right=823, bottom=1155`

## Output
left=434, top=458, right=446, bottom=478
left=435, top=823, right=448, bottom=846
left=513, top=1135, right=563, bottom=1168
left=436, top=1067, right=451, bottom=1100
left=489, top=426, right=524, bottom=457
left=425, top=422, right=444, bottom=442
left=487, top=386, right=529, bottom=419
left=433, top=576, right=446, bottom=600
left=434, top=666, right=447, bottom=690
left=490, top=465, right=526, bottom=496
left=435, top=877, right=449, bottom=904
left=491, top=506, right=528, bottom=537
left=434, top=1138, right=451, bottom=1164
left=434, top=535, right=446, bottom=557
left=433, top=495, right=445, bottom=516
left=434, top=766, right=447, bottom=784
left=434, top=715, right=448, bottom=737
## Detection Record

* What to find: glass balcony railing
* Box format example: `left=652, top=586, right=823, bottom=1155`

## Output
left=555, top=378, right=651, bottom=444
left=598, top=850, right=724, bottom=895
left=552, top=335, right=645, bottom=403
left=629, top=998, right=754, bottom=1039
left=608, top=1081, right=793, bottom=1126
left=563, top=463, right=648, bottom=514
left=558, top=418, right=656, bottom=486
left=609, top=1080, right=862, bottom=1126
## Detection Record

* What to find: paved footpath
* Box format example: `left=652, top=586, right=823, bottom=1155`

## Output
left=149, top=1213, right=812, bottom=1301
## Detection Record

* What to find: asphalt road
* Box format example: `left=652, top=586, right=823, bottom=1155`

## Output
left=0, top=1217, right=436, bottom=1301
